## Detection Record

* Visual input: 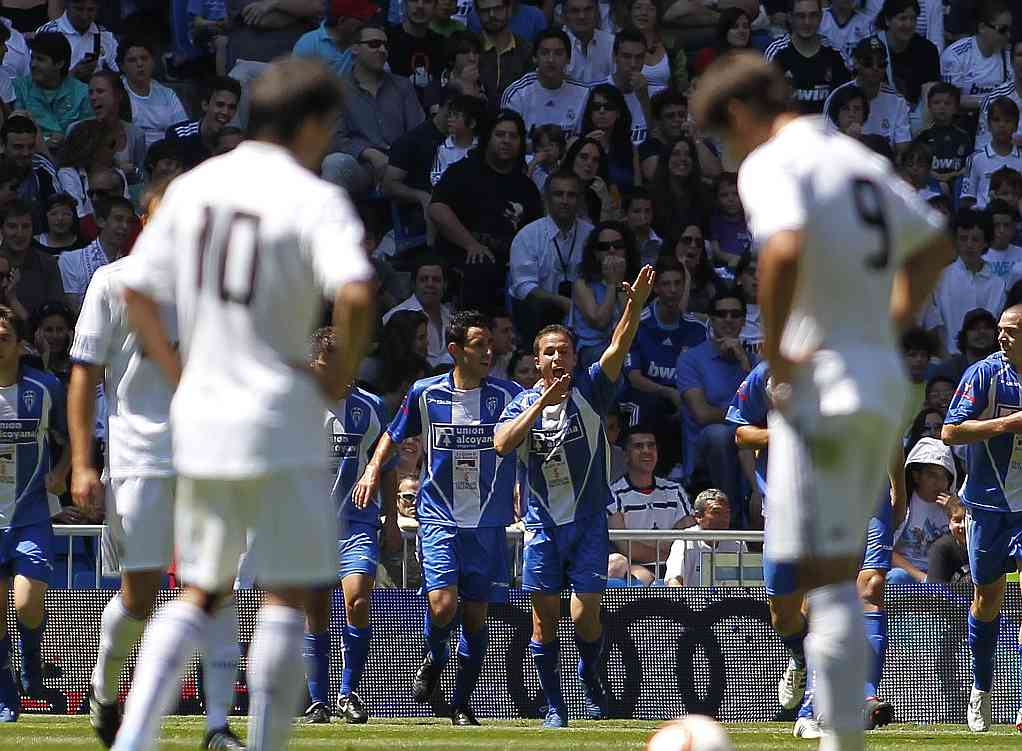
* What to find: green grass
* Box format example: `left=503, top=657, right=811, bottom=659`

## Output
left=0, top=717, right=1021, bottom=751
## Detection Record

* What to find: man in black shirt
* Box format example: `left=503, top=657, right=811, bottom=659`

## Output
left=165, top=76, right=242, bottom=169
left=387, top=0, right=445, bottom=106
left=764, top=0, right=849, bottom=113
left=429, top=109, right=542, bottom=312
left=1, top=116, right=57, bottom=232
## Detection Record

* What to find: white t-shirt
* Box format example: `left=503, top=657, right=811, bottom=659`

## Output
left=823, top=80, right=911, bottom=147
left=598, top=75, right=666, bottom=145
left=500, top=73, right=589, bottom=137
left=124, top=79, right=189, bottom=147
left=940, top=36, right=1011, bottom=101
left=69, top=256, right=175, bottom=479
left=665, top=538, right=746, bottom=585
left=607, top=475, right=692, bottom=538
left=893, top=492, right=949, bottom=573
left=819, top=8, right=874, bottom=68
left=983, top=244, right=1022, bottom=281
left=738, top=117, right=945, bottom=415
left=961, top=145, right=1022, bottom=209
left=976, top=79, right=1022, bottom=150
left=122, top=140, right=374, bottom=478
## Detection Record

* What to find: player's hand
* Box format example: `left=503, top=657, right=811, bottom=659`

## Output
left=539, top=373, right=572, bottom=407
left=70, top=466, right=103, bottom=512
left=46, top=470, right=67, bottom=496
left=466, top=242, right=495, bottom=264
left=935, top=491, right=958, bottom=512
left=382, top=519, right=403, bottom=553
left=622, top=265, right=655, bottom=309
left=352, top=464, right=380, bottom=509
left=601, top=253, right=626, bottom=285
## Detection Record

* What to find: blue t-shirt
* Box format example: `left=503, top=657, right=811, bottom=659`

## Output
left=944, top=351, right=1022, bottom=513
left=625, top=302, right=708, bottom=388
left=387, top=372, right=521, bottom=528
left=725, top=361, right=770, bottom=494
left=0, top=367, right=65, bottom=529
left=709, top=213, right=752, bottom=259
left=498, top=362, right=619, bottom=529
left=326, top=387, right=396, bottom=528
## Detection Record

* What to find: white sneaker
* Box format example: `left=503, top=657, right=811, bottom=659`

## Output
left=792, top=716, right=822, bottom=739
left=1014, top=707, right=1022, bottom=733
left=778, top=658, right=808, bottom=710
left=967, top=687, right=991, bottom=732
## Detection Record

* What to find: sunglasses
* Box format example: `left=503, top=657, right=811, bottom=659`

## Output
left=397, top=491, right=417, bottom=502
left=984, top=22, right=1011, bottom=35
left=360, top=38, right=388, bottom=48
left=596, top=239, right=626, bottom=251
left=713, top=310, right=744, bottom=319
left=591, top=102, right=617, bottom=112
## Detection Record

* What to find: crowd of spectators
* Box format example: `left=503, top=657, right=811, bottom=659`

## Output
left=4, top=0, right=1017, bottom=585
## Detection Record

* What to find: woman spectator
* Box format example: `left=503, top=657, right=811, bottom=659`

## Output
left=564, top=135, right=620, bottom=222
left=825, top=83, right=870, bottom=137
left=31, top=301, right=73, bottom=384
left=872, top=0, right=941, bottom=130
left=671, top=223, right=718, bottom=317
left=650, top=137, right=708, bottom=238
left=579, top=84, right=641, bottom=191
left=56, top=120, right=130, bottom=227
left=34, top=193, right=82, bottom=254
left=81, top=71, right=147, bottom=186
left=906, top=406, right=945, bottom=449
left=571, top=220, right=641, bottom=367
left=510, top=347, right=539, bottom=389
left=359, top=309, right=430, bottom=393
left=425, top=30, right=486, bottom=113
left=628, top=0, right=683, bottom=91
left=118, top=35, right=189, bottom=148
left=940, top=0, right=1012, bottom=113
left=692, top=7, right=755, bottom=76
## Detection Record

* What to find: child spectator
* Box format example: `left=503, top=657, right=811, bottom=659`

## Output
left=527, top=123, right=565, bottom=191
left=824, top=82, right=869, bottom=137
left=708, top=173, right=751, bottom=269
left=916, top=83, right=972, bottom=195
left=926, top=498, right=971, bottom=585
left=990, top=165, right=1022, bottom=243
left=982, top=198, right=1022, bottom=281
left=509, top=347, right=539, bottom=389
left=962, top=97, right=1022, bottom=209
left=34, top=193, right=81, bottom=254
left=624, top=188, right=661, bottom=266
left=898, top=139, right=942, bottom=200
left=430, top=93, right=483, bottom=185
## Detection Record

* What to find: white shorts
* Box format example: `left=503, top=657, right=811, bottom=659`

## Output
left=176, top=467, right=337, bottom=593
left=764, top=408, right=898, bottom=563
left=102, top=476, right=176, bottom=574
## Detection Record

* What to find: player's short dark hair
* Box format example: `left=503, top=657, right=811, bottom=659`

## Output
left=788, top=0, right=822, bottom=11
left=2, top=200, right=33, bottom=223
left=533, top=28, right=570, bottom=56
left=248, top=59, right=343, bottom=144
left=447, top=310, right=491, bottom=348
left=116, top=33, right=156, bottom=66
left=927, top=82, right=961, bottom=105
left=650, top=89, right=687, bottom=121
left=543, top=168, right=581, bottom=195
left=444, top=30, right=483, bottom=69
left=988, top=198, right=1020, bottom=220
left=690, top=51, right=792, bottom=135
left=447, top=93, right=486, bottom=129
left=480, top=109, right=527, bottom=162
left=901, top=326, right=936, bottom=357
left=954, top=207, right=993, bottom=242
left=202, top=74, right=242, bottom=105
left=623, top=187, right=653, bottom=212
left=654, top=254, right=686, bottom=277
left=532, top=123, right=566, bottom=149
left=31, top=301, right=72, bottom=337
left=30, top=32, right=71, bottom=77
left=533, top=324, right=575, bottom=355
left=989, top=96, right=1020, bottom=126
left=413, top=252, right=447, bottom=281
left=144, top=138, right=183, bottom=174
left=45, top=192, right=77, bottom=214
left=309, top=326, right=337, bottom=359
left=94, top=195, right=135, bottom=221
left=875, top=0, right=920, bottom=29
left=826, top=84, right=871, bottom=130
left=613, top=26, right=645, bottom=54
left=623, top=421, right=659, bottom=446
left=991, top=166, right=1022, bottom=193
left=1, top=114, right=36, bottom=142
left=710, top=286, right=747, bottom=316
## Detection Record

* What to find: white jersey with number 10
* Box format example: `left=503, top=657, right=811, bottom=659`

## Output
left=123, top=140, right=374, bottom=479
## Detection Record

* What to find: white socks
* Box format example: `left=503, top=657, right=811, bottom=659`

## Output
left=202, top=598, right=240, bottom=732
left=92, top=595, right=147, bottom=705
left=112, top=600, right=209, bottom=751
left=806, top=582, right=866, bottom=751
left=246, top=605, right=306, bottom=751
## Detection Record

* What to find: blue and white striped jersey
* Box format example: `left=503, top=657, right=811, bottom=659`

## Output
left=0, top=366, right=65, bottom=529
left=387, top=372, right=522, bottom=528
left=945, top=351, right=1022, bottom=513
left=325, top=387, right=395, bottom=527
left=499, top=362, right=619, bottom=529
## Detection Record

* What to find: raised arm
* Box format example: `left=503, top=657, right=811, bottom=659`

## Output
left=600, top=265, right=655, bottom=382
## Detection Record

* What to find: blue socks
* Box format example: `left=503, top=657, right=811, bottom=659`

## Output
left=0, top=634, right=17, bottom=710
left=531, top=639, right=565, bottom=712
left=340, top=625, right=371, bottom=697
left=451, top=626, right=487, bottom=709
left=969, top=612, right=999, bottom=692
left=863, top=610, right=887, bottom=698
left=303, top=631, right=330, bottom=706
left=575, top=633, right=604, bottom=690
left=781, top=619, right=808, bottom=669
left=798, top=668, right=815, bottom=719
left=424, top=611, right=455, bottom=667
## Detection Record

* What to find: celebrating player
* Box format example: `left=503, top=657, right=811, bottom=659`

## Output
left=68, top=253, right=243, bottom=749
left=494, top=265, right=654, bottom=728
left=354, top=310, right=521, bottom=726
left=0, top=307, right=67, bottom=722
left=302, top=326, right=400, bottom=725
left=943, top=304, right=1022, bottom=733
left=108, top=58, right=375, bottom=751
left=691, top=52, right=949, bottom=750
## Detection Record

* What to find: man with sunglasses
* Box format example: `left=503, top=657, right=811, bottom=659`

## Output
left=822, top=37, right=911, bottom=154
left=323, top=22, right=425, bottom=196
left=977, top=37, right=1022, bottom=149
left=940, top=0, right=1012, bottom=112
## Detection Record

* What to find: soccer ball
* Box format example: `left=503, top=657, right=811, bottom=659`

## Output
left=646, top=716, right=735, bottom=751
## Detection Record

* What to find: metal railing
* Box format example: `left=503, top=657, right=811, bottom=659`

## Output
left=53, top=524, right=105, bottom=589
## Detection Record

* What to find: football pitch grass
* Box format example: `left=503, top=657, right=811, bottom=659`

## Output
left=2, top=717, right=1022, bottom=751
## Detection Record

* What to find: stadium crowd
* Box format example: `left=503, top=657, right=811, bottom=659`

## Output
left=0, top=0, right=1013, bottom=593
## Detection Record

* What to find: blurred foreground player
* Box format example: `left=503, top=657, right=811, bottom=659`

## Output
left=109, top=58, right=375, bottom=751
left=68, top=249, right=243, bottom=748
left=691, top=52, right=950, bottom=750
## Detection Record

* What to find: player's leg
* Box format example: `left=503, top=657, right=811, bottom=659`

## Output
left=767, top=590, right=808, bottom=710
left=858, top=563, right=893, bottom=728
left=0, top=574, right=18, bottom=722
left=567, top=515, right=610, bottom=721
left=337, top=571, right=374, bottom=723
left=414, top=523, right=461, bottom=705
left=199, top=593, right=241, bottom=746
left=302, top=585, right=333, bottom=724
left=10, top=520, right=53, bottom=698
left=524, top=524, right=570, bottom=727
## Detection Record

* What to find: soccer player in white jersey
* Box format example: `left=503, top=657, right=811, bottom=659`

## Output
left=691, top=52, right=950, bottom=751
left=68, top=253, right=243, bottom=750
left=355, top=310, right=521, bottom=725
left=495, top=265, right=654, bottom=728
left=108, top=58, right=375, bottom=751
left=301, top=327, right=400, bottom=726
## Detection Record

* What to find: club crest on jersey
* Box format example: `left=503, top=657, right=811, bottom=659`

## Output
left=486, top=396, right=499, bottom=415
left=22, top=390, right=35, bottom=411
left=351, top=406, right=364, bottom=424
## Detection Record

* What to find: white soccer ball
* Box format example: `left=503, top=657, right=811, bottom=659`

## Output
left=646, top=716, right=735, bottom=751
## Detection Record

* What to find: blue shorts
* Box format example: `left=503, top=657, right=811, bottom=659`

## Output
left=860, top=513, right=893, bottom=573
left=337, top=519, right=380, bottom=580
left=965, top=507, right=1022, bottom=586
left=0, top=521, right=54, bottom=583
left=763, top=556, right=798, bottom=597
left=419, top=523, right=510, bottom=603
left=523, top=514, right=609, bottom=594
